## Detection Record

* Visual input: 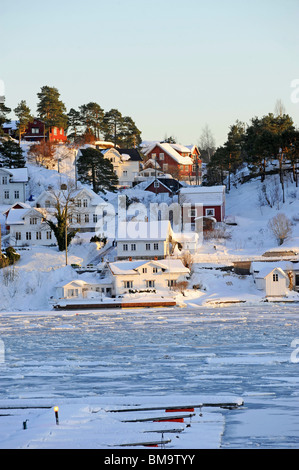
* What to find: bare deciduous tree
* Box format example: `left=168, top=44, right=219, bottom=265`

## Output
left=268, top=213, right=292, bottom=246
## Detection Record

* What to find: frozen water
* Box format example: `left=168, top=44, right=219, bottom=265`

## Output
left=0, top=303, right=299, bottom=448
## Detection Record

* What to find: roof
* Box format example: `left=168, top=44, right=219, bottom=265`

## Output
left=144, top=177, right=183, bottom=193
left=253, top=265, right=289, bottom=279
left=180, top=185, right=226, bottom=194
left=144, top=142, right=193, bottom=165
left=117, top=148, right=142, bottom=161
left=117, top=220, right=172, bottom=241
left=109, top=258, right=189, bottom=275
left=5, top=207, right=47, bottom=225
left=0, top=167, right=28, bottom=183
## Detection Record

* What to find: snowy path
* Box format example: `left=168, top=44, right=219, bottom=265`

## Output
left=0, top=304, right=299, bottom=448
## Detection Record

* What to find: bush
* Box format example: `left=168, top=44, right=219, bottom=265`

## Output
left=0, top=247, right=20, bottom=268
left=268, top=213, right=292, bottom=246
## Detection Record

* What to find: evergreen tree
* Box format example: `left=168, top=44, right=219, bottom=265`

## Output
left=0, top=102, right=11, bottom=134
left=120, top=116, right=142, bottom=147
left=103, top=108, right=124, bottom=146
left=0, top=140, right=25, bottom=168
left=76, top=147, right=118, bottom=193
left=14, top=100, right=32, bottom=144
left=79, top=102, right=104, bottom=140
left=37, top=86, right=68, bottom=134
left=67, top=108, right=82, bottom=139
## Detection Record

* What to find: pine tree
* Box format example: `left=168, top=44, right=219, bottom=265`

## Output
left=0, top=140, right=25, bottom=168
left=79, top=102, right=104, bottom=140
left=0, top=102, right=11, bottom=134
left=76, top=147, right=118, bottom=193
left=14, top=100, right=33, bottom=144
left=37, top=86, right=68, bottom=134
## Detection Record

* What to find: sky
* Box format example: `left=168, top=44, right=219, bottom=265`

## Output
left=1, top=0, right=299, bottom=147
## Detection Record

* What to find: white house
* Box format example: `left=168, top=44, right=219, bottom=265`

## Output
left=34, top=187, right=108, bottom=234
left=108, top=258, right=190, bottom=296
left=6, top=207, right=55, bottom=246
left=101, top=147, right=142, bottom=188
left=55, top=279, right=113, bottom=300
left=251, top=261, right=299, bottom=294
left=116, top=220, right=173, bottom=260
left=0, top=167, right=28, bottom=204
left=252, top=266, right=289, bottom=297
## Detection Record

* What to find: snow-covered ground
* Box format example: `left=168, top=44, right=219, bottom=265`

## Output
left=0, top=305, right=299, bottom=449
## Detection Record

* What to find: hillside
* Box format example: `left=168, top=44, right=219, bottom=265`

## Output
left=0, top=148, right=299, bottom=311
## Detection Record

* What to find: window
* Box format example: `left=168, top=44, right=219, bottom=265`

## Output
left=205, top=208, right=215, bottom=217
left=123, top=281, right=133, bottom=289
left=76, top=199, right=82, bottom=207
left=14, top=190, right=20, bottom=199
left=163, top=163, right=168, bottom=172
left=123, top=170, right=128, bottom=176
left=36, top=232, right=41, bottom=240
left=154, top=181, right=159, bottom=188
left=26, top=232, right=31, bottom=240
left=83, top=199, right=88, bottom=207
left=273, top=273, right=279, bottom=282
left=93, top=214, right=98, bottom=223
left=45, top=200, right=51, bottom=208
left=76, top=214, right=81, bottom=223
left=31, top=128, right=40, bottom=134
left=142, top=267, right=147, bottom=273
left=153, top=267, right=158, bottom=273
left=153, top=243, right=159, bottom=250
left=123, top=244, right=128, bottom=251
left=188, top=209, right=196, bottom=217
left=159, top=153, right=164, bottom=160
left=152, top=153, right=156, bottom=159
left=30, top=218, right=38, bottom=225
left=84, top=213, right=89, bottom=223
left=146, top=243, right=151, bottom=251
left=53, top=127, right=57, bottom=135
left=2, top=176, right=8, bottom=184
left=16, top=232, right=21, bottom=240
left=146, top=280, right=155, bottom=288
left=131, top=243, right=136, bottom=251
left=68, top=288, right=78, bottom=297
left=46, top=231, right=52, bottom=240
left=168, top=279, right=177, bottom=287
left=4, top=190, right=9, bottom=199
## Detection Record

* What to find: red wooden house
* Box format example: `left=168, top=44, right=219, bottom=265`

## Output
left=23, top=119, right=67, bottom=143
left=143, top=142, right=195, bottom=181
left=178, top=185, right=226, bottom=230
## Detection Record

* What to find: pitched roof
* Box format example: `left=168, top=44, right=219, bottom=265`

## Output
left=108, top=258, right=189, bottom=275
left=117, top=148, right=142, bottom=161
left=144, top=177, right=183, bottom=193
left=144, top=142, right=193, bottom=165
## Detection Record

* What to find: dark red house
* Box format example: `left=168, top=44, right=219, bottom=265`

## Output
left=143, top=142, right=195, bottom=181
left=23, top=119, right=67, bottom=143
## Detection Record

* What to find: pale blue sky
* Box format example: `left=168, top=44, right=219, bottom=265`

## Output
left=1, top=0, right=299, bottom=146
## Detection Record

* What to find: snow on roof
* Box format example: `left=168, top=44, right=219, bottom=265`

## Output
left=0, top=167, right=28, bottom=182
left=180, top=185, right=226, bottom=193
left=144, top=142, right=193, bottom=165
left=5, top=208, right=28, bottom=225
left=117, top=220, right=172, bottom=241
left=109, top=258, right=189, bottom=275
left=253, top=266, right=289, bottom=279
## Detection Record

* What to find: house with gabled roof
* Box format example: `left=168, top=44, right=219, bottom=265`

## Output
left=143, top=142, right=194, bottom=181
left=5, top=207, right=55, bottom=247
left=108, top=258, right=190, bottom=296
left=0, top=167, right=28, bottom=204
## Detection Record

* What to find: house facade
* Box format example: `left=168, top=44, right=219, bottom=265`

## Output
left=253, top=266, right=289, bottom=297
left=142, top=142, right=201, bottom=183
left=108, top=258, right=190, bottom=296
left=144, top=177, right=183, bottom=197
left=6, top=207, right=55, bottom=247
left=0, top=168, right=28, bottom=205
left=116, top=220, right=173, bottom=260
left=34, top=187, right=108, bottom=234
left=101, top=147, right=142, bottom=188
left=23, top=118, right=67, bottom=143
left=178, top=185, right=226, bottom=229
